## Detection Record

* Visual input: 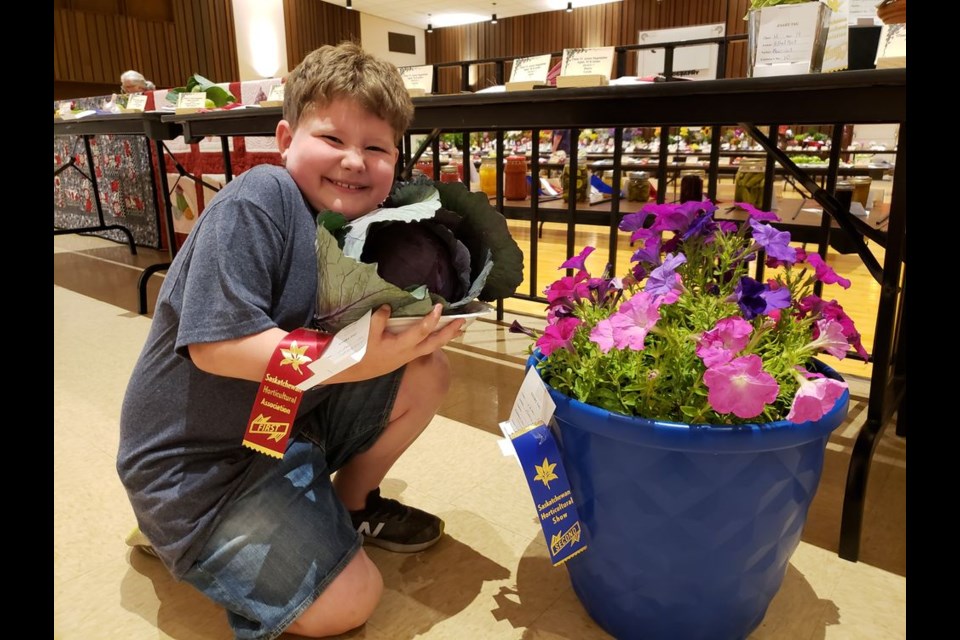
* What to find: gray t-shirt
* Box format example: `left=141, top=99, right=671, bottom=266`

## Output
left=117, top=164, right=328, bottom=578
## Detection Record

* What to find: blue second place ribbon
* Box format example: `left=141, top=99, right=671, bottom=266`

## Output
left=511, top=422, right=587, bottom=566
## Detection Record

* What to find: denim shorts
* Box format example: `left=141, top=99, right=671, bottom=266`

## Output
left=179, top=368, right=404, bottom=640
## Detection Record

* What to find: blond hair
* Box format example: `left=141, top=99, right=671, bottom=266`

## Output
left=283, top=41, right=414, bottom=143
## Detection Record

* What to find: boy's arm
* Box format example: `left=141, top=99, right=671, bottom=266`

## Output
left=188, top=304, right=465, bottom=384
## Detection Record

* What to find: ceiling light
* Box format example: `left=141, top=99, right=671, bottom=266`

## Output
left=566, top=2, right=573, bottom=12
left=491, top=13, right=497, bottom=24
left=346, top=0, right=352, bottom=9
left=427, top=23, right=433, bottom=32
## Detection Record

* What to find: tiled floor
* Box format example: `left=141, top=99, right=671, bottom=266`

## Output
left=54, top=234, right=906, bottom=639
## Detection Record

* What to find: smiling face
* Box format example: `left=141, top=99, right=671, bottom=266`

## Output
left=276, top=97, right=399, bottom=220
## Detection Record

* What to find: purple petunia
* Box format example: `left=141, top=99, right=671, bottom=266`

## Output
left=561, top=246, right=595, bottom=272
left=734, top=276, right=792, bottom=320
left=646, top=252, right=686, bottom=296
left=748, top=218, right=797, bottom=264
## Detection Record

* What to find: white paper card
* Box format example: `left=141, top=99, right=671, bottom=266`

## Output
left=126, top=95, right=148, bottom=111
left=508, top=367, right=557, bottom=434
left=296, top=310, right=371, bottom=390
left=822, top=0, right=849, bottom=73
left=59, top=101, right=72, bottom=116
left=849, top=0, right=880, bottom=25
left=755, top=3, right=821, bottom=67
left=510, top=54, right=552, bottom=83
left=398, top=65, right=434, bottom=94
left=560, top=47, right=616, bottom=80
left=267, top=84, right=284, bottom=102
left=178, top=92, right=207, bottom=109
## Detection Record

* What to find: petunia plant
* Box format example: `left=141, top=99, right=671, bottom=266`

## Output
left=516, top=200, right=867, bottom=425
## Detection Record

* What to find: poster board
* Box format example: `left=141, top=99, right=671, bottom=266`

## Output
left=637, top=23, right=725, bottom=80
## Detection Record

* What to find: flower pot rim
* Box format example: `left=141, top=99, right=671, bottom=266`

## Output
left=528, top=350, right=849, bottom=453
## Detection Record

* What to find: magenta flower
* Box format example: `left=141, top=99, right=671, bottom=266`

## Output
left=703, top=355, right=780, bottom=419
left=805, top=252, right=851, bottom=289
left=799, top=296, right=868, bottom=361
left=561, top=246, right=595, bottom=272
left=787, top=376, right=847, bottom=423
left=536, top=317, right=581, bottom=356
left=697, top=317, right=753, bottom=367
left=734, top=201, right=780, bottom=222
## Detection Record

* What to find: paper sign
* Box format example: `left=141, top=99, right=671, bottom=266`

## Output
left=126, top=95, right=148, bottom=111
left=560, top=47, right=616, bottom=80
left=510, top=54, right=552, bottom=83
left=509, top=366, right=557, bottom=434
left=822, top=0, right=849, bottom=73
left=177, top=92, right=208, bottom=109
left=267, top=84, right=284, bottom=102
left=296, top=310, right=372, bottom=390
left=875, top=23, right=906, bottom=68
left=754, top=3, right=823, bottom=68
left=398, top=65, right=434, bottom=94
left=59, top=101, right=71, bottom=116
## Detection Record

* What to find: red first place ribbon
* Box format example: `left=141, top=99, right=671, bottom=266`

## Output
left=242, top=328, right=333, bottom=458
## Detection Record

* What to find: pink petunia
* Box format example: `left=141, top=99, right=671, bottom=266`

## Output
left=787, top=376, right=847, bottom=423
left=606, top=292, right=662, bottom=350
left=561, top=246, right=595, bottom=272
left=536, top=317, right=581, bottom=356
left=697, top=317, right=753, bottom=368
left=589, top=317, right=617, bottom=353
left=703, top=355, right=779, bottom=419
left=808, top=319, right=850, bottom=359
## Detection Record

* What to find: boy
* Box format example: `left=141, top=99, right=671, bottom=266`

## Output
left=117, top=42, right=465, bottom=639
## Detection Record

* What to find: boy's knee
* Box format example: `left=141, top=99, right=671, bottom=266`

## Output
left=286, top=551, right=383, bottom=637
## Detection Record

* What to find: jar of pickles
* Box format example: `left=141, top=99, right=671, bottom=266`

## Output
left=479, top=157, right=498, bottom=197
left=734, top=158, right=766, bottom=208
left=561, top=162, right=589, bottom=203
left=627, top=171, right=650, bottom=203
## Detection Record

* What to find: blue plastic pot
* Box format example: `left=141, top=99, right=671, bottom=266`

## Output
left=526, top=353, right=848, bottom=640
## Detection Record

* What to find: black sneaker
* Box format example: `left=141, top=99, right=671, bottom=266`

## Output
left=349, top=488, right=445, bottom=553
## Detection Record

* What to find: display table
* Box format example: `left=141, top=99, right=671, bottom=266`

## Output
left=54, top=112, right=182, bottom=312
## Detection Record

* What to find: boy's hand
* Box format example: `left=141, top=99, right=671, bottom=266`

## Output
left=324, top=304, right=465, bottom=384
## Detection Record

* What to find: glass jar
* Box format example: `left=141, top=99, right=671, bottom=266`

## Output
left=561, top=163, right=589, bottom=203
left=734, top=158, right=766, bottom=208
left=850, top=176, right=872, bottom=207
left=504, top=155, right=528, bottom=200
left=416, top=158, right=434, bottom=179
left=479, top=157, right=498, bottom=197
left=679, top=170, right=705, bottom=203
left=627, top=171, right=650, bottom=203
left=440, top=165, right=460, bottom=183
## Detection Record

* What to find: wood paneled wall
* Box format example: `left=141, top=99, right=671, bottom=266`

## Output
left=283, top=0, right=361, bottom=72
left=425, top=0, right=753, bottom=93
left=54, top=0, right=239, bottom=100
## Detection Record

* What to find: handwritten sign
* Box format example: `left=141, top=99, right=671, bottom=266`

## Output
left=126, top=95, right=148, bottom=112
left=510, top=54, right=552, bottom=83
left=753, top=1, right=828, bottom=76
left=822, top=0, right=848, bottom=73
left=398, top=65, right=434, bottom=94
left=267, top=84, right=284, bottom=102
left=560, top=47, right=616, bottom=80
